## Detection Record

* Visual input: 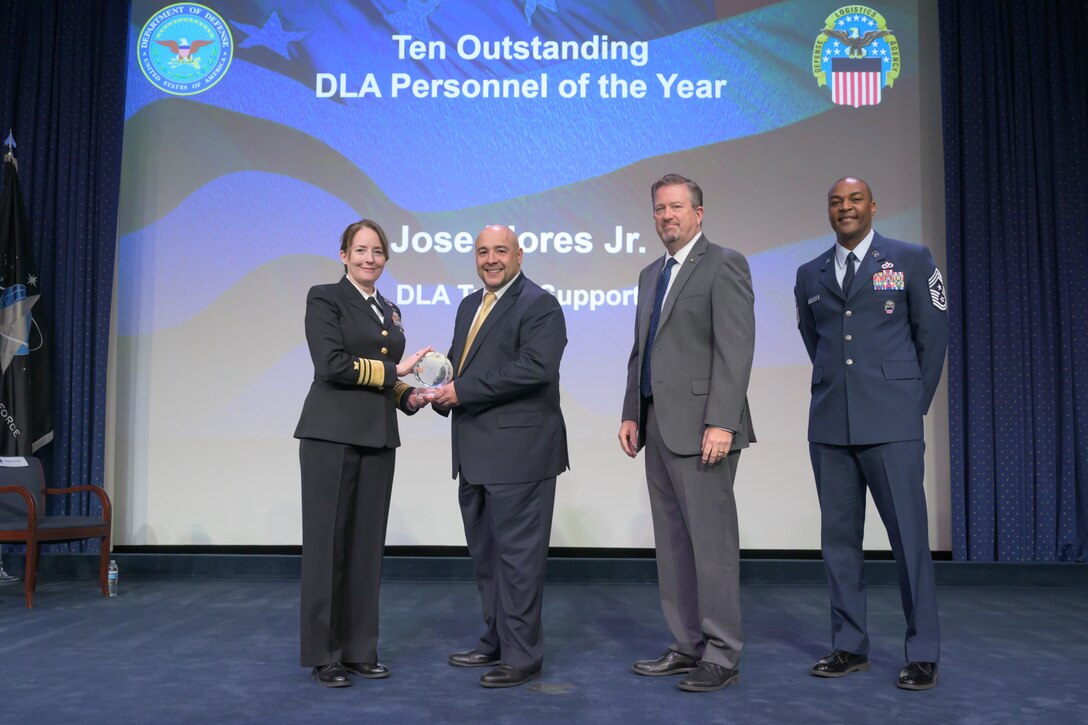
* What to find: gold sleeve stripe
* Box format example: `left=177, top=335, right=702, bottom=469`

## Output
left=394, top=381, right=411, bottom=406
left=354, top=358, right=387, bottom=388
left=369, top=360, right=385, bottom=388
left=355, top=358, right=384, bottom=388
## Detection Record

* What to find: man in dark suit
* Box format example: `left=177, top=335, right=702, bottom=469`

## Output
left=794, top=176, right=948, bottom=691
left=431, top=224, right=568, bottom=688
left=619, top=174, right=756, bottom=693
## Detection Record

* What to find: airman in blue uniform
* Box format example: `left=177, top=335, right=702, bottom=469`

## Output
left=794, top=177, right=948, bottom=691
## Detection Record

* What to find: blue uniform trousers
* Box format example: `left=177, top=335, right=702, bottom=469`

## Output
left=810, top=440, right=940, bottom=663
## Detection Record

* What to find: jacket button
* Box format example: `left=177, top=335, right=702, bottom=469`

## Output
left=380, top=347, right=388, bottom=355
left=846, top=358, right=854, bottom=366
left=381, top=330, right=389, bottom=337
left=845, top=334, right=853, bottom=341
left=845, top=310, right=853, bottom=317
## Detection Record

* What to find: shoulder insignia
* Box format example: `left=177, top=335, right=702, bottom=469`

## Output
left=928, top=268, right=947, bottom=311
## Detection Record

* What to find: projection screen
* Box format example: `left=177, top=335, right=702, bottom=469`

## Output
left=111, top=0, right=948, bottom=549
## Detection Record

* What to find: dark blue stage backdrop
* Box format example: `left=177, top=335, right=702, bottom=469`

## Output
left=0, top=1, right=128, bottom=539
left=941, top=0, right=1088, bottom=562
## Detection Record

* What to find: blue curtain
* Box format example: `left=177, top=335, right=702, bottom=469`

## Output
left=0, top=1, right=129, bottom=542
left=940, top=0, right=1088, bottom=561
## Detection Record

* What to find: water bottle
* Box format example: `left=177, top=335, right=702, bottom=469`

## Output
left=108, top=559, right=119, bottom=597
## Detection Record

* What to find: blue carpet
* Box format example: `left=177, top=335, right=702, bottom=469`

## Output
left=1, top=578, right=1085, bottom=723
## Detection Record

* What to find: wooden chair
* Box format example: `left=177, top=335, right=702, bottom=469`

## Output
left=0, top=456, right=112, bottom=607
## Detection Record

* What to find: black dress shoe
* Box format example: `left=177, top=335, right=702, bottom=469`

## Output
left=311, top=663, right=352, bottom=688
left=897, top=661, right=938, bottom=690
left=631, top=650, right=699, bottom=677
left=343, top=661, right=390, bottom=679
left=810, top=650, right=870, bottom=677
left=448, top=650, right=500, bottom=668
left=479, top=664, right=540, bottom=688
left=677, top=661, right=740, bottom=692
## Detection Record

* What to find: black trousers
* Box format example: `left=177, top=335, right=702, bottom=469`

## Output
left=299, top=438, right=395, bottom=667
left=458, top=475, right=556, bottom=672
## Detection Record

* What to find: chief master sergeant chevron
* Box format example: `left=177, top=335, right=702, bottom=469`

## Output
left=794, top=176, right=948, bottom=691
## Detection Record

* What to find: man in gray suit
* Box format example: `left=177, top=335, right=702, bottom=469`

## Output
left=431, top=224, right=568, bottom=688
left=619, top=173, right=756, bottom=692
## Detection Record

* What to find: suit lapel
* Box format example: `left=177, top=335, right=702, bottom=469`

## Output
left=846, top=234, right=885, bottom=304
left=450, top=289, right=480, bottom=369
left=458, top=275, right=524, bottom=374
left=339, top=277, right=386, bottom=330
left=818, top=246, right=844, bottom=301
left=375, top=290, right=394, bottom=331
left=657, top=235, right=708, bottom=331
left=637, top=257, right=665, bottom=353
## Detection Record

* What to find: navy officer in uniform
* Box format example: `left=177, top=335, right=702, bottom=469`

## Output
left=295, top=219, right=430, bottom=687
left=794, top=177, right=948, bottom=691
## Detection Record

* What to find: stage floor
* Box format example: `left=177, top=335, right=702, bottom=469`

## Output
left=3, top=578, right=1085, bottom=723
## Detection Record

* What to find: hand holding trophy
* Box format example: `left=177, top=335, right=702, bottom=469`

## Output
left=396, top=347, right=433, bottom=377
left=414, top=351, right=454, bottom=393
left=397, top=347, right=437, bottom=411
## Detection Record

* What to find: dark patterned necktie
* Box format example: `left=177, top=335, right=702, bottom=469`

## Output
left=842, top=251, right=858, bottom=296
left=641, top=257, right=678, bottom=399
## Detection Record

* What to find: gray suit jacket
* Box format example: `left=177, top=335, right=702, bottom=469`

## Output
left=622, top=234, right=756, bottom=455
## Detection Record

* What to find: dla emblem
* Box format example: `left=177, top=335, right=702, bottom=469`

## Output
left=811, top=6, right=901, bottom=108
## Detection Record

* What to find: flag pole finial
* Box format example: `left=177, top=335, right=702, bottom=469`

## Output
left=3, top=131, right=15, bottom=168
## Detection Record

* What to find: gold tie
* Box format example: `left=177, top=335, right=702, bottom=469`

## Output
left=458, top=291, right=496, bottom=374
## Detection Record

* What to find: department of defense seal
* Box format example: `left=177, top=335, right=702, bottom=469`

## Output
left=138, top=4, right=233, bottom=95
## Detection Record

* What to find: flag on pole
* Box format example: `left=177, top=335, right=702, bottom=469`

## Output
left=0, top=151, right=52, bottom=454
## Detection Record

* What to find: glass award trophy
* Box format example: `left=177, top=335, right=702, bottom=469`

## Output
left=414, top=351, right=454, bottom=390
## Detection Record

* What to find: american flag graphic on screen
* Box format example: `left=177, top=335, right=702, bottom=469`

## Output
left=831, top=58, right=883, bottom=107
